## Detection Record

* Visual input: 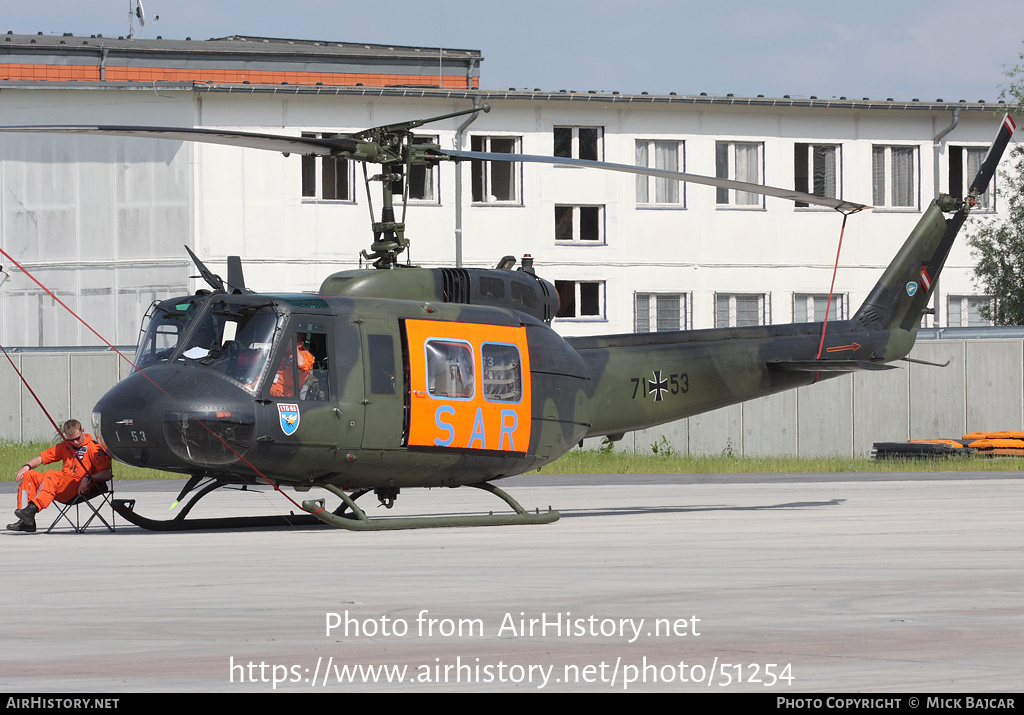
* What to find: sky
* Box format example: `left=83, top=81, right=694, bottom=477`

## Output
left=3, top=0, right=1023, bottom=102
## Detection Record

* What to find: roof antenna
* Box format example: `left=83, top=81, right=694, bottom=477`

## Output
left=128, top=0, right=160, bottom=40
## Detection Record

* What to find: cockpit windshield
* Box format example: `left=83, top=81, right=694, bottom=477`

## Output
left=179, top=301, right=279, bottom=392
left=135, top=297, right=280, bottom=393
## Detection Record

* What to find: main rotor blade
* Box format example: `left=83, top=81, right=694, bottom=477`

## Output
left=442, top=149, right=870, bottom=213
left=968, top=113, right=1017, bottom=197
left=0, top=125, right=356, bottom=157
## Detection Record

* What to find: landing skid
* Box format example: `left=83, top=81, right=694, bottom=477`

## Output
left=303, top=482, right=560, bottom=531
left=112, top=498, right=325, bottom=531
left=111, top=480, right=371, bottom=532
left=112, top=481, right=558, bottom=531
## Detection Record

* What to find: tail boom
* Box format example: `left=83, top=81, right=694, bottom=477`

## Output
left=569, top=114, right=1016, bottom=441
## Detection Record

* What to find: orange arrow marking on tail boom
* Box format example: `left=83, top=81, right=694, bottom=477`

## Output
left=826, top=342, right=862, bottom=353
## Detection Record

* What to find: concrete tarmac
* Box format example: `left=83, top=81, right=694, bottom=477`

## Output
left=1, top=472, right=1022, bottom=693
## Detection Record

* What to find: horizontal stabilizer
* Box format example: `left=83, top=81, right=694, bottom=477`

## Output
left=770, top=360, right=899, bottom=373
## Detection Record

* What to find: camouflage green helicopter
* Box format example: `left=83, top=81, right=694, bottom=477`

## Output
left=1, top=109, right=1015, bottom=531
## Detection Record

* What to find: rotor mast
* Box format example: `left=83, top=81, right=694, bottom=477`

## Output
left=345, top=103, right=490, bottom=268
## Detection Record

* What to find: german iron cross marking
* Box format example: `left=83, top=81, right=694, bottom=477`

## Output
left=648, top=370, right=668, bottom=402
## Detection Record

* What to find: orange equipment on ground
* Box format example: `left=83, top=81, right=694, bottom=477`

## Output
left=875, top=431, right=1024, bottom=458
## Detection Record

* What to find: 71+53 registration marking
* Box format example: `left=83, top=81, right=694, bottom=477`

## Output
left=631, top=370, right=689, bottom=402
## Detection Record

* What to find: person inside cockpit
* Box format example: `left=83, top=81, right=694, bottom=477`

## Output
left=269, top=334, right=314, bottom=398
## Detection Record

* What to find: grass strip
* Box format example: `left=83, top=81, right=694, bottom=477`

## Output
left=1, top=440, right=1020, bottom=481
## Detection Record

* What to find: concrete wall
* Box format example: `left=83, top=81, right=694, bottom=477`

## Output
left=5, top=338, right=1022, bottom=456
left=1, top=349, right=127, bottom=443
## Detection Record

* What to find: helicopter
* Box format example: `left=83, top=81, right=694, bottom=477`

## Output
left=0, top=107, right=1016, bottom=531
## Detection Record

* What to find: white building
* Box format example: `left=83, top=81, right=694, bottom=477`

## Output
left=0, top=33, right=1015, bottom=349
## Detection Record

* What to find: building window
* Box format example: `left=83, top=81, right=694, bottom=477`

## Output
left=554, top=205, right=604, bottom=243
left=408, top=135, right=439, bottom=202
left=471, top=136, right=521, bottom=203
left=794, top=144, right=839, bottom=208
left=949, top=146, right=993, bottom=211
left=715, top=293, right=769, bottom=327
left=555, top=280, right=605, bottom=319
left=715, top=142, right=763, bottom=207
left=635, top=293, right=689, bottom=332
left=301, top=133, right=353, bottom=201
left=947, top=295, right=994, bottom=327
left=554, top=126, right=602, bottom=161
left=636, top=140, right=684, bottom=206
left=793, top=293, right=845, bottom=322
left=872, top=145, right=918, bottom=209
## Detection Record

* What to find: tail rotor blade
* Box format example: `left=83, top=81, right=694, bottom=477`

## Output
left=968, top=113, right=1017, bottom=197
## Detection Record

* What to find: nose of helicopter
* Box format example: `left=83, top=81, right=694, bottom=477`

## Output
left=93, top=363, right=256, bottom=472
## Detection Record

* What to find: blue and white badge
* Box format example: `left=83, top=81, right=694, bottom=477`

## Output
left=278, top=403, right=300, bottom=436
left=906, top=281, right=918, bottom=297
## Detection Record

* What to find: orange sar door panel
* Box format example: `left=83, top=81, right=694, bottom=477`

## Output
left=404, top=319, right=532, bottom=454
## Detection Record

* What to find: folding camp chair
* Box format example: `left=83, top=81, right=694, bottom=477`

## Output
left=46, top=479, right=116, bottom=533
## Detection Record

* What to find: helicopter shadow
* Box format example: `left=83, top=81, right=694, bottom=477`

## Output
left=88, top=496, right=847, bottom=534
left=555, top=498, right=846, bottom=520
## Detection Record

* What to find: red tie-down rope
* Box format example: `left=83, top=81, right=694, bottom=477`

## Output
left=815, top=210, right=855, bottom=360
left=0, top=247, right=305, bottom=512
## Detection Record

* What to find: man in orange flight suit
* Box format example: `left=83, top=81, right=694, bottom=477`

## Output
left=7, top=419, right=113, bottom=533
left=269, top=335, right=315, bottom=398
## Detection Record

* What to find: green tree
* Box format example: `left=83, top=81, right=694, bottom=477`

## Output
left=967, top=53, right=1024, bottom=325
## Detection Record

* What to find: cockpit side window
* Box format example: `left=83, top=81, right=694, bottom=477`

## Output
left=268, top=320, right=330, bottom=401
